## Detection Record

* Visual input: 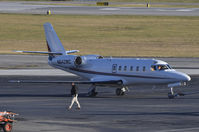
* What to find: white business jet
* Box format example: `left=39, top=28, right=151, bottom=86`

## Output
left=15, top=23, right=191, bottom=99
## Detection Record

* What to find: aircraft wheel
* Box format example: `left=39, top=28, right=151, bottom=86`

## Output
left=116, top=88, right=121, bottom=96
left=3, top=122, right=12, bottom=132
left=168, top=92, right=175, bottom=99
left=88, top=85, right=98, bottom=97
left=116, top=88, right=124, bottom=96
left=88, top=89, right=98, bottom=97
left=88, top=91, right=98, bottom=97
left=121, top=91, right=125, bottom=96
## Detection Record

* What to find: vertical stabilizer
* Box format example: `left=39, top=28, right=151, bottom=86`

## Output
left=43, top=23, right=66, bottom=54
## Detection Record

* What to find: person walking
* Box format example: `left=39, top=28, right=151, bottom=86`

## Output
left=68, top=82, right=81, bottom=110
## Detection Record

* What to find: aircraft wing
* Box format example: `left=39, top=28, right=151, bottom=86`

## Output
left=9, top=80, right=123, bottom=85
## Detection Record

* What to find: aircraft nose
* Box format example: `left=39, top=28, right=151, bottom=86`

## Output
left=186, top=75, right=191, bottom=81
left=178, top=73, right=191, bottom=82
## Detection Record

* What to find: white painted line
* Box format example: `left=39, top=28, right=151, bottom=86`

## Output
left=176, top=9, right=193, bottom=12
left=100, top=8, right=120, bottom=11
left=157, top=9, right=194, bottom=12
left=157, top=9, right=176, bottom=12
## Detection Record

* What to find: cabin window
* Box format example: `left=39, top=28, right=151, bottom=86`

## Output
left=130, top=66, right=133, bottom=71
left=118, top=66, right=122, bottom=71
left=136, top=66, right=139, bottom=71
left=143, top=66, right=146, bottom=72
left=124, top=66, right=127, bottom=71
left=112, top=64, right=117, bottom=72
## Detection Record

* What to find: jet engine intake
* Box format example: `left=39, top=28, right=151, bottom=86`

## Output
left=75, top=56, right=82, bottom=66
left=74, top=56, right=87, bottom=66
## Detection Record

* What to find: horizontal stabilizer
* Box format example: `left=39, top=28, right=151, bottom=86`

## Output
left=14, top=50, right=63, bottom=55
left=66, top=50, right=79, bottom=54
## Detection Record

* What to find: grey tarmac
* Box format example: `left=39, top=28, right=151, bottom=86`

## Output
left=0, top=75, right=199, bottom=132
left=0, top=55, right=199, bottom=132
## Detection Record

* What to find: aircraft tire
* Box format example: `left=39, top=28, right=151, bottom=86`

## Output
left=168, top=92, right=175, bottom=99
left=93, top=92, right=98, bottom=97
left=88, top=92, right=98, bottom=97
left=116, top=88, right=121, bottom=96
left=121, top=92, right=125, bottom=96
left=116, top=88, right=124, bottom=96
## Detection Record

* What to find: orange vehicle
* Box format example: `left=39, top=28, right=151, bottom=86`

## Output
left=0, top=111, right=18, bottom=132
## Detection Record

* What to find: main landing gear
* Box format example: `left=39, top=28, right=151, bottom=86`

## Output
left=88, top=85, right=129, bottom=97
left=116, top=86, right=129, bottom=96
left=88, top=85, right=98, bottom=97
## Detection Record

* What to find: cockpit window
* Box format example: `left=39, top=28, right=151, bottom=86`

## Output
left=151, top=64, right=171, bottom=71
left=151, top=65, right=156, bottom=71
left=158, top=65, right=168, bottom=70
left=167, top=64, right=172, bottom=69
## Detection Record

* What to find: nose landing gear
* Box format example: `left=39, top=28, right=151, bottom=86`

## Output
left=168, top=87, right=175, bottom=99
left=167, top=82, right=187, bottom=99
left=168, top=87, right=186, bottom=99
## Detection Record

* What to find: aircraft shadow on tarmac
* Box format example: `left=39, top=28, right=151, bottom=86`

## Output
left=0, top=93, right=199, bottom=100
left=84, top=111, right=199, bottom=117
left=0, top=93, right=111, bottom=98
left=0, top=94, right=69, bottom=97
left=0, top=93, right=120, bottom=98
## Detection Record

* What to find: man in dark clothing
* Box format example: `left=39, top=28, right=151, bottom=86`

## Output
left=68, top=82, right=81, bottom=110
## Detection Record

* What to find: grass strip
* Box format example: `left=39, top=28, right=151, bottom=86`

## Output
left=0, top=14, right=198, bottom=57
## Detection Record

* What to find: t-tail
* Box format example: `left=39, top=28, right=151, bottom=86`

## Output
left=14, top=22, right=79, bottom=57
left=44, top=23, right=66, bottom=56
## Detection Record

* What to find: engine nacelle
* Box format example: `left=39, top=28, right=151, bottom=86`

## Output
left=50, top=54, right=103, bottom=68
left=74, top=56, right=85, bottom=66
left=74, top=55, right=103, bottom=66
left=50, top=55, right=77, bottom=68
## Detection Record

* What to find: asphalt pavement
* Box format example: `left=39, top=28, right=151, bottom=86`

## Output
left=0, top=55, right=198, bottom=131
left=0, top=75, right=199, bottom=132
